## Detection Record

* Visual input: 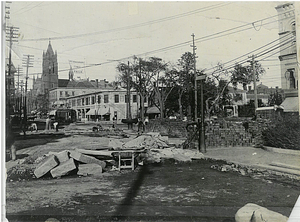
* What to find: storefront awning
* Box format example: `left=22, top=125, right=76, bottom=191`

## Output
left=86, top=107, right=110, bottom=116
left=280, top=97, right=299, bottom=112
left=98, top=106, right=110, bottom=115
left=147, top=106, right=160, bottom=114
left=86, top=108, right=97, bottom=116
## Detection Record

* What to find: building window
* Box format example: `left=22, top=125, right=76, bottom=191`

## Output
left=72, top=99, right=75, bottom=107
left=114, top=94, right=119, bottom=103
left=72, top=91, right=75, bottom=96
left=60, top=91, right=63, bottom=96
left=86, top=97, right=90, bottom=105
left=82, top=98, right=85, bottom=106
left=288, top=69, right=296, bottom=89
left=77, top=99, right=81, bottom=106
left=133, top=95, right=137, bottom=103
left=65, top=91, right=69, bottom=97
left=98, top=95, right=101, bottom=103
left=104, top=95, right=109, bottom=103
left=52, top=83, right=54, bottom=88
left=91, top=96, right=95, bottom=104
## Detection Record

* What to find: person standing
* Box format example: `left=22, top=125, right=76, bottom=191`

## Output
left=45, top=115, right=51, bottom=131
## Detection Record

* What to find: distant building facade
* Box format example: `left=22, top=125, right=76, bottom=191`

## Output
left=275, top=2, right=298, bottom=113
left=66, top=88, right=143, bottom=123
left=247, top=83, right=284, bottom=105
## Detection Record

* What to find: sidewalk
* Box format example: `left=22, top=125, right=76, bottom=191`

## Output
left=203, top=146, right=300, bottom=176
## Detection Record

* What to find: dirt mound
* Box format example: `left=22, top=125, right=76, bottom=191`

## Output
left=6, top=164, right=36, bottom=181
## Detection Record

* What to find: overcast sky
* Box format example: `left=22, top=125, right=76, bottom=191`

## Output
left=5, top=1, right=287, bottom=89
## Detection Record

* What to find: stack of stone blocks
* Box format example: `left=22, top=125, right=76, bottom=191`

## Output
left=34, top=150, right=106, bottom=179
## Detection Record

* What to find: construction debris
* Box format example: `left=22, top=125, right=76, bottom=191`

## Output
left=77, top=164, right=103, bottom=176
left=34, top=155, right=59, bottom=178
left=50, top=158, right=77, bottom=178
left=27, top=132, right=204, bottom=180
left=70, top=150, right=106, bottom=168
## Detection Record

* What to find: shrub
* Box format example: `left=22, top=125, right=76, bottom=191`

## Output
left=262, top=116, right=300, bottom=150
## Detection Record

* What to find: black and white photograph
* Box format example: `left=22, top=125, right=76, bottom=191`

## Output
left=3, top=1, right=300, bottom=222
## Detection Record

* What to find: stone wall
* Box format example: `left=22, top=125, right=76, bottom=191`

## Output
left=146, top=118, right=271, bottom=148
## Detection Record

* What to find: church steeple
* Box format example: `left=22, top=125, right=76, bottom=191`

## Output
left=46, top=40, right=54, bottom=56
left=69, top=65, right=74, bottom=81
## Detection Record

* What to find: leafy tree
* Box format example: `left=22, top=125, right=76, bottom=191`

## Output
left=36, top=94, right=49, bottom=114
left=231, top=60, right=265, bottom=90
left=167, top=52, right=195, bottom=119
left=145, top=57, right=172, bottom=118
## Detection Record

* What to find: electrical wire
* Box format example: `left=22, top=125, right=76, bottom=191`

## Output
left=20, top=2, right=232, bottom=42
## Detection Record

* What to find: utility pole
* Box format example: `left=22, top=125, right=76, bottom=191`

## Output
left=6, top=26, right=19, bottom=118
left=22, top=54, right=34, bottom=135
left=127, top=61, right=132, bottom=129
left=16, top=66, right=23, bottom=120
left=252, top=55, right=258, bottom=114
left=191, top=33, right=197, bottom=121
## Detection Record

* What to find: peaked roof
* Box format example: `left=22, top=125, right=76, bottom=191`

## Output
left=58, top=79, right=70, bottom=87
left=46, top=41, right=54, bottom=55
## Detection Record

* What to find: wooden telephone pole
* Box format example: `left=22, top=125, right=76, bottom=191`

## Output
left=22, top=54, right=34, bottom=134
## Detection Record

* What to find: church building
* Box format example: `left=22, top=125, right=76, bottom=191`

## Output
left=275, top=2, right=299, bottom=113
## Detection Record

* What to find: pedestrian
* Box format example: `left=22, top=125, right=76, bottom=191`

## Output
left=53, top=122, right=59, bottom=132
left=29, top=122, right=38, bottom=132
left=45, top=115, right=51, bottom=131
left=112, top=117, right=116, bottom=128
left=138, top=118, right=144, bottom=133
left=144, top=116, right=149, bottom=126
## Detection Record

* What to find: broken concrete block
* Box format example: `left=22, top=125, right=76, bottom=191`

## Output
left=34, top=155, right=59, bottom=178
left=77, top=163, right=103, bottom=176
left=235, top=203, right=288, bottom=222
left=48, top=151, right=69, bottom=163
left=70, top=150, right=106, bottom=168
left=50, top=158, right=77, bottom=178
left=55, top=150, right=70, bottom=163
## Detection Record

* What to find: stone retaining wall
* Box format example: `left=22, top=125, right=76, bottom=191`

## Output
left=146, top=118, right=271, bottom=148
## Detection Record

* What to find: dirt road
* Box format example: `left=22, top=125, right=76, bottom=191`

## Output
left=5, top=126, right=300, bottom=222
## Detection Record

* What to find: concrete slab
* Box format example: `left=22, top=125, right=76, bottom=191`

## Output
left=50, top=158, right=77, bottom=178
left=34, top=155, right=59, bottom=178
left=70, top=150, right=106, bottom=168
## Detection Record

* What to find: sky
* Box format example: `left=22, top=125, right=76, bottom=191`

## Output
left=4, top=1, right=289, bottom=89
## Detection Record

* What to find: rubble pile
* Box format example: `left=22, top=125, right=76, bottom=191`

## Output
left=33, top=150, right=106, bottom=179
left=8, top=132, right=205, bottom=180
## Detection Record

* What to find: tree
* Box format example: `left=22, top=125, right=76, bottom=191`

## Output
left=168, top=52, right=195, bottom=119
left=145, top=57, right=171, bottom=118
left=204, top=63, right=231, bottom=119
left=231, top=60, right=265, bottom=90
left=36, top=94, right=49, bottom=114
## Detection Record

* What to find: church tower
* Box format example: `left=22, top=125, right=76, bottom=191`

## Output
left=276, top=3, right=297, bottom=90
left=276, top=3, right=298, bottom=113
left=42, top=41, right=58, bottom=94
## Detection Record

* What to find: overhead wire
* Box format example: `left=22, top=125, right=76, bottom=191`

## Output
left=20, top=2, right=232, bottom=42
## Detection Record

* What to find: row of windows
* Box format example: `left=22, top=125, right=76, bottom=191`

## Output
left=71, top=94, right=139, bottom=107
left=60, top=91, right=75, bottom=97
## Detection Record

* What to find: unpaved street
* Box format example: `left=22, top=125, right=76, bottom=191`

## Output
left=5, top=126, right=300, bottom=222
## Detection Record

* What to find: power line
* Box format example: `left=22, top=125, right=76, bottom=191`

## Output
left=20, top=2, right=232, bottom=42
left=204, top=32, right=293, bottom=72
